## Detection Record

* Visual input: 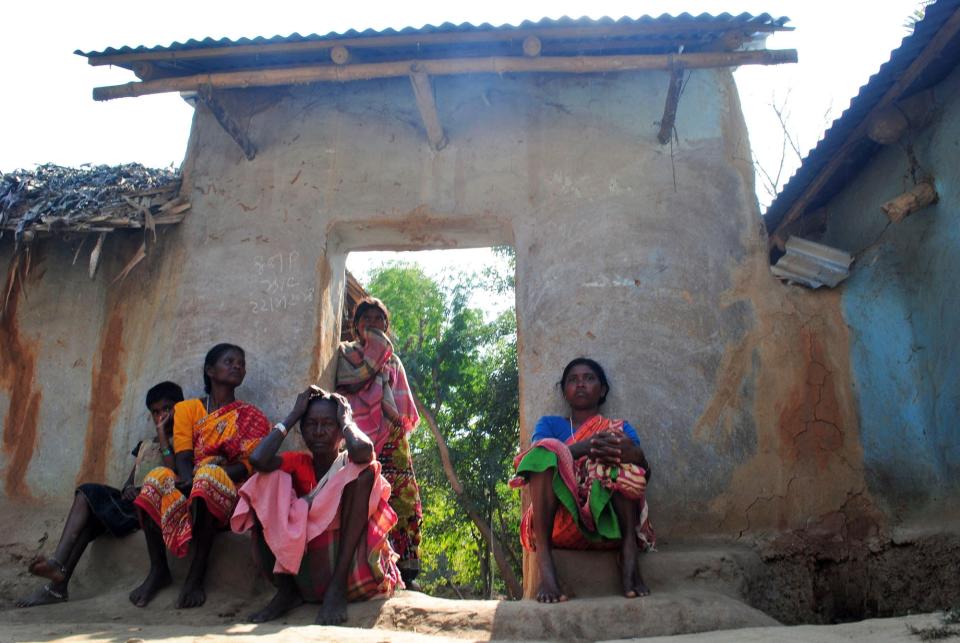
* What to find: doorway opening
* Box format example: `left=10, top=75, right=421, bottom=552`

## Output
left=341, top=246, right=521, bottom=600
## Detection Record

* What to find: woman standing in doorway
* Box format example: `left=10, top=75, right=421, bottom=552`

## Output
left=336, top=297, right=422, bottom=588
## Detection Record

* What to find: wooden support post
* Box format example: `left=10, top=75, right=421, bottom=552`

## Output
left=196, top=86, right=257, bottom=160
left=881, top=180, right=938, bottom=223
left=330, top=45, right=350, bottom=65
left=131, top=62, right=160, bottom=81
left=92, top=49, right=798, bottom=101
left=657, top=64, right=684, bottom=144
left=522, top=35, right=542, bottom=57
left=409, top=65, right=448, bottom=151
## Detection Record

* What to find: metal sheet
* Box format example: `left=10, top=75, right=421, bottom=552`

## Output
left=771, top=236, right=853, bottom=289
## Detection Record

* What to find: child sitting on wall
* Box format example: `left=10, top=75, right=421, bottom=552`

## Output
left=16, top=381, right=184, bottom=607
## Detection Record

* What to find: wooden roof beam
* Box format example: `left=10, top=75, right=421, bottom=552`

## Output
left=657, top=65, right=685, bottom=144
left=769, top=6, right=960, bottom=249
left=196, top=86, right=257, bottom=160
left=84, top=22, right=791, bottom=67
left=409, top=66, right=447, bottom=151
left=93, top=49, right=797, bottom=101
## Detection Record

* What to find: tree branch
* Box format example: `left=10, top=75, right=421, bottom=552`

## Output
left=413, top=392, right=522, bottom=599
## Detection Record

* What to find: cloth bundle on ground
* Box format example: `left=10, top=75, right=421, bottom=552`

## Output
left=231, top=452, right=402, bottom=602
left=135, top=399, right=269, bottom=556
left=511, top=414, right=655, bottom=551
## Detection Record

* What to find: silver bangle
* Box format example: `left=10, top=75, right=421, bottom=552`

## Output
left=274, top=421, right=288, bottom=437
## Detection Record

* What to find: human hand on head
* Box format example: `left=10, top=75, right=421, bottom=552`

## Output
left=288, top=387, right=314, bottom=426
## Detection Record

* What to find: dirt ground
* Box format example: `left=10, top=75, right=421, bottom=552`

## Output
left=1, top=504, right=955, bottom=642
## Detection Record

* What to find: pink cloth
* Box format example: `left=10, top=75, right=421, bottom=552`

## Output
left=231, top=459, right=393, bottom=575
left=336, top=329, right=420, bottom=454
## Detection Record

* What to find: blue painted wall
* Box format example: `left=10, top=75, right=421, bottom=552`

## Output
left=822, top=64, right=960, bottom=519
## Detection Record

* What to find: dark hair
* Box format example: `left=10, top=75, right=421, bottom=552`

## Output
left=145, top=381, right=185, bottom=408
left=559, top=357, right=610, bottom=405
left=305, top=388, right=349, bottom=420
left=352, top=297, right=390, bottom=332
left=307, top=396, right=338, bottom=414
left=203, top=343, right=245, bottom=394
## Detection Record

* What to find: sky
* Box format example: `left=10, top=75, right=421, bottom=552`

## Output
left=2, top=0, right=923, bottom=290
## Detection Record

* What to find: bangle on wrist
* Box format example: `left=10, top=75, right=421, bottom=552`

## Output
left=274, top=421, right=288, bottom=437
left=161, top=447, right=172, bottom=457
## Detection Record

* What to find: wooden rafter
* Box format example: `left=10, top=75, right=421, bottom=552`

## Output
left=656, top=64, right=685, bottom=144
left=85, top=22, right=791, bottom=67
left=409, top=66, right=447, bottom=151
left=769, top=6, right=960, bottom=248
left=196, top=86, right=257, bottom=160
left=93, top=49, right=797, bottom=101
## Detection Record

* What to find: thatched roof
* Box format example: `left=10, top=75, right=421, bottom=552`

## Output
left=0, top=163, right=189, bottom=245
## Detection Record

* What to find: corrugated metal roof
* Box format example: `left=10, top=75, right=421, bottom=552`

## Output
left=764, top=0, right=960, bottom=235
left=78, top=13, right=790, bottom=59
left=770, top=237, right=853, bottom=289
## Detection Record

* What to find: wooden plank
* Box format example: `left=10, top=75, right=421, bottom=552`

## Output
left=86, top=22, right=790, bottom=67
left=881, top=180, right=938, bottom=222
left=196, top=86, right=257, bottom=160
left=409, top=67, right=447, bottom=151
left=93, top=49, right=798, bottom=101
left=657, top=65, right=685, bottom=144
left=770, top=6, right=960, bottom=245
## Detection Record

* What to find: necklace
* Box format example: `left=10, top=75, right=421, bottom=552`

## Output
left=568, top=416, right=575, bottom=441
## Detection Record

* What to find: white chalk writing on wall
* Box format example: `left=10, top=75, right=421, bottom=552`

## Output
left=250, top=251, right=315, bottom=314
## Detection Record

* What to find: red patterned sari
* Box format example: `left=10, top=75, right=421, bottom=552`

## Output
left=135, top=399, right=269, bottom=557
left=512, top=415, right=655, bottom=552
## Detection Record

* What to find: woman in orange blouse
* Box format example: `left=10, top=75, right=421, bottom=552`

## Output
left=130, top=343, right=269, bottom=609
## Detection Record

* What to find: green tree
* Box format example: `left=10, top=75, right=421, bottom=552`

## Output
left=363, top=259, right=521, bottom=598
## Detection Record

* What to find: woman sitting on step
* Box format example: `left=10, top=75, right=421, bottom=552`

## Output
left=130, top=343, right=270, bottom=609
left=232, top=387, right=401, bottom=626
left=511, top=357, right=655, bottom=603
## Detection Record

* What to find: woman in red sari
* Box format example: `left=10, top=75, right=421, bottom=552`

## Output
left=130, top=343, right=270, bottom=609
left=512, top=357, right=654, bottom=603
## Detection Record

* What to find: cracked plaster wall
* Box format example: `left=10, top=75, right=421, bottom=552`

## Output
left=0, top=69, right=886, bottom=548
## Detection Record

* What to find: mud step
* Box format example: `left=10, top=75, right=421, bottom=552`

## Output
left=551, top=545, right=765, bottom=599
left=0, top=587, right=779, bottom=641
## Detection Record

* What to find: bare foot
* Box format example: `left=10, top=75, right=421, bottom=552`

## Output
left=248, top=586, right=303, bottom=623
left=536, top=552, right=568, bottom=603
left=176, top=577, right=207, bottom=609
left=316, top=580, right=349, bottom=625
left=635, top=574, right=651, bottom=597
left=28, top=556, right=66, bottom=584
left=620, top=541, right=640, bottom=598
left=16, top=584, right=67, bottom=607
left=620, top=542, right=650, bottom=598
left=129, top=567, right=172, bottom=607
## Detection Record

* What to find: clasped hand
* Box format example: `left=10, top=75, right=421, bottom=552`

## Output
left=588, top=431, right=630, bottom=465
